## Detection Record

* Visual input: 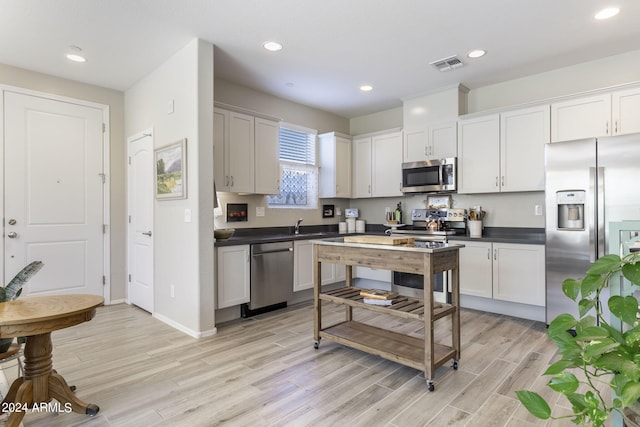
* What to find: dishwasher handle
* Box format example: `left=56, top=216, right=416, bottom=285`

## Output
left=252, top=247, right=293, bottom=256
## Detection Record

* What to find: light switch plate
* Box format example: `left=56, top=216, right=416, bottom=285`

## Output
left=534, top=205, right=543, bottom=216
left=184, top=208, right=191, bottom=222
left=256, top=206, right=265, bottom=217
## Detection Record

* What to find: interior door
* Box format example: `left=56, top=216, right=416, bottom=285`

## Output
left=4, top=91, right=105, bottom=296
left=127, top=131, right=154, bottom=312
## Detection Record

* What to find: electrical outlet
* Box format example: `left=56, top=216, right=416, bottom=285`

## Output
left=534, top=205, right=543, bottom=216
left=256, top=206, right=265, bottom=217
left=170, top=285, right=175, bottom=298
left=168, top=99, right=174, bottom=114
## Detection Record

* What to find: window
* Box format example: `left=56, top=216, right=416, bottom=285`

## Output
left=267, top=123, right=318, bottom=209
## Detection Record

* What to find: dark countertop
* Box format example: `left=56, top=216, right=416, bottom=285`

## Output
left=214, top=225, right=545, bottom=247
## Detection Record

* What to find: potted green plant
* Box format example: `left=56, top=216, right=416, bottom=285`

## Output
left=0, top=261, right=44, bottom=353
left=516, top=253, right=640, bottom=426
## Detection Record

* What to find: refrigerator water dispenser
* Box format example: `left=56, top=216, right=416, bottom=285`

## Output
left=557, top=190, right=585, bottom=230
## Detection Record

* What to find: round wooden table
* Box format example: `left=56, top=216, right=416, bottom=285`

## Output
left=0, top=294, right=103, bottom=427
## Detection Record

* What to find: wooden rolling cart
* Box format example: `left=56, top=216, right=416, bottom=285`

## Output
left=312, top=237, right=463, bottom=391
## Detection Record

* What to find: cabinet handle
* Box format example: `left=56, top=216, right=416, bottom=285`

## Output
left=424, top=146, right=428, bottom=156
left=615, top=120, right=618, bottom=134
left=368, top=184, right=371, bottom=194
left=487, top=249, right=490, bottom=259
left=231, top=176, right=234, bottom=187
left=501, top=176, right=505, bottom=187
left=494, top=249, right=497, bottom=260
left=225, top=176, right=229, bottom=187
left=495, top=176, right=499, bottom=187
left=606, top=121, right=609, bottom=135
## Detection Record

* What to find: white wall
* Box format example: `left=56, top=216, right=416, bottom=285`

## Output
left=349, top=107, right=403, bottom=135
left=125, top=39, right=215, bottom=337
left=0, top=63, right=127, bottom=301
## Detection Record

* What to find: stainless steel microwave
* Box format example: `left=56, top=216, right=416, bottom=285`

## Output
left=401, top=158, right=457, bottom=193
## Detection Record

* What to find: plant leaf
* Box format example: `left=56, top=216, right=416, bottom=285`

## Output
left=515, top=390, right=551, bottom=420
left=620, top=381, right=640, bottom=407
left=622, top=261, right=640, bottom=286
left=2, top=261, right=44, bottom=302
left=562, top=278, right=581, bottom=301
left=578, top=298, right=596, bottom=317
left=609, top=295, right=639, bottom=325
left=588, top=254, right=621, bottom=275
left=581, top=274, right=605, bottom=299
left=549, top=313, right=577, bottom=336
left=584, top=338, right=620, bottom=360
left=548, top=372, right=579, bottom=394
left=544, top=359, right=577, bottom=375
left=576, top=326, right=609, bottom=341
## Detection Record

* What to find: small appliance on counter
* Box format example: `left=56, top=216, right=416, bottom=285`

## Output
left=392, top=208, right=466, bottom=237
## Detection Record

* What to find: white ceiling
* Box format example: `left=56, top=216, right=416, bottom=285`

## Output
left=2, top=0, right=640, bottom=118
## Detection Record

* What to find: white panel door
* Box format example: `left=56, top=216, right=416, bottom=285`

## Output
left=4, top=91, right=105, bottom=296
left=128, top=131, right=154, bottom=312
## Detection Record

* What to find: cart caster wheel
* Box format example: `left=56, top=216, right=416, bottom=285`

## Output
left=427, top=380, right=435, bottom=392
left=313, top=341, right=319, bottom=350
left=452, top=360, right=458, bottom=370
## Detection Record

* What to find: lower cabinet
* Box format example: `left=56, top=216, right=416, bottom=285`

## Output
left=216, top=245, right=250, bottom=309
left=294, top=240, right=345, bottom=292
left=450, top=240, right=545, bottom=307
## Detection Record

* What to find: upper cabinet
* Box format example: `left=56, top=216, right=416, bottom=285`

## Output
left=551, top=86, right=640, bottom=142
left=458, top=105, right=549, bottom=194
left=403, top=121, right=457, bottom=163
left=352, top=130, right=403, bottom=198
left=214, top=106, right=279, bottom=194
left=318, top=132, right=351, bottom=198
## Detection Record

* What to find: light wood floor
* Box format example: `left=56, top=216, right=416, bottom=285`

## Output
left=0, top=302, right=600, bottom=427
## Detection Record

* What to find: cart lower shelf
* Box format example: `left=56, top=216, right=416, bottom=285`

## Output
left=316, top=320, right=457, bottom=373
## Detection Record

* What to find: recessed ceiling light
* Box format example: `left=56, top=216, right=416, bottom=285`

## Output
left=360, top=85, right=373, bottom=92
left=594, top=7, right=620, bottom=20
left=66, top=53, right=87, bottom=63
left=263, top=41, right=283, bottom=52
left=467, top=49, right=486, bottom=59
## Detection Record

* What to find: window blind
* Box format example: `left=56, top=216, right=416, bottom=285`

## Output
left=279, top=127, right=316, bottom=165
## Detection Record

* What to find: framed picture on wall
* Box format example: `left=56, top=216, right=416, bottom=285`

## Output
left=155, top=138, right=187, bottom=200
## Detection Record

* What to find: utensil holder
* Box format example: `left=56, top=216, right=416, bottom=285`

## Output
left=468, top=220, right=482, bottom=238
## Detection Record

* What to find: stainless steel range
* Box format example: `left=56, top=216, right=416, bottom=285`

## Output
left=390, top=208, right=467, bottom=303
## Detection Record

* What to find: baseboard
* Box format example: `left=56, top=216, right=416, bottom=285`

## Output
left=152, top=312, right=217, bottom=339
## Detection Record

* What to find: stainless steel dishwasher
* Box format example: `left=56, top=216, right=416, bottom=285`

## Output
left=241, top=240, right=294, bottom=317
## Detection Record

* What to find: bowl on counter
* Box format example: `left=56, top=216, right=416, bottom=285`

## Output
left=214, top=228, right=235, bottom=240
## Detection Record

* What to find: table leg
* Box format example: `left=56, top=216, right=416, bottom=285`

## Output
left=49, top=372, right=99, bottom=415
left=3, top=379, right=32, bottom=427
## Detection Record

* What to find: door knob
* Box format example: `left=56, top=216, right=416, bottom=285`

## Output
left=8, top=219, right=16, bottom=225
left=7, top=232, right=17, bottom=238
left=142, top=231, right=152, bottom=237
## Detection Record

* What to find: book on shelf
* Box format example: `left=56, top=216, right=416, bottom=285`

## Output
left=363, top=298, right=394, bottom=306
left=359, top=288, right=398, bottom=300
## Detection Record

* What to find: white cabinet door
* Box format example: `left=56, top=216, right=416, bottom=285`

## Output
left=612, top=87, right=640, bottom=136
left=294, top=240, right=313, bottom=292
left=403, top=127, right=428, bottom=163
left=213, top=109, right=229, bottom=191
left=217, top=245, right=250, bottom=308
left=352, top=136, right=372, bottom=198
left=319, top=132, right=351, bottom=198
left=452, top=240, right=493, bottom=298
left=551, top=94, right=611, bottom=142
left=430, top=121, right=458, bottom=159
left=254, top=118, right=279, bottom=195
left=228, top=111, right=255, bottom=193
left=493, top=243, right=545, bottom=306
left=457, top=114, right=500, bottom=194
left=500, top=105, right=549, bottom=192
left=372, top=131, right=402, bottom=197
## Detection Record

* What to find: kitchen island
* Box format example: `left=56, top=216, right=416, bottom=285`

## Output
left=312, top=237, right=464, bottom=391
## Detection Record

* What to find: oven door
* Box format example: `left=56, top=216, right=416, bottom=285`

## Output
left=392, top=271, right=449, bottom=304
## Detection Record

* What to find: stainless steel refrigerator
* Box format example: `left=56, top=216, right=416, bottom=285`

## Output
left=545, top=133, right=640, bottom=323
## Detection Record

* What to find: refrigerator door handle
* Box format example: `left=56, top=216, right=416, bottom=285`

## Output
left=597, top=167, right=605, bottom=259
left=589, top=167, right=597, bottom=263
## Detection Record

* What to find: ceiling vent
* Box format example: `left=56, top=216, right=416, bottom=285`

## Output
left=430, top=55, right=464, bottom=72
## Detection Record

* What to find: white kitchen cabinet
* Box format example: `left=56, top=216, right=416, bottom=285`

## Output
left=551, top=94, right=611, bottom=142
left=612, top=86, right=640, bottom=136
left=458, top=105, right=548, bottom=194
left=294, top=240, right=340, bottom=292
left=450, top=240, right=545, bottom=307
left=457, top=114, right=500, bottom=193
left=500, top=105, right=549, bottom=192
left=214, top=107, right=279, bottom=194
left=352, top=129, right=402, bottom=198
left=254, top=118, right=280, bottom=194
left=216, top=245, right=250, bottom=309
left=318, top=132, right=351, bottom=198
left=352, top=135, right=372, bottom=198
left=403, top=121, right=457, bottom=163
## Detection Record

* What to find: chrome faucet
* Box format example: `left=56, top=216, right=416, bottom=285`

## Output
left=294, top=218, right=303, bottom=234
